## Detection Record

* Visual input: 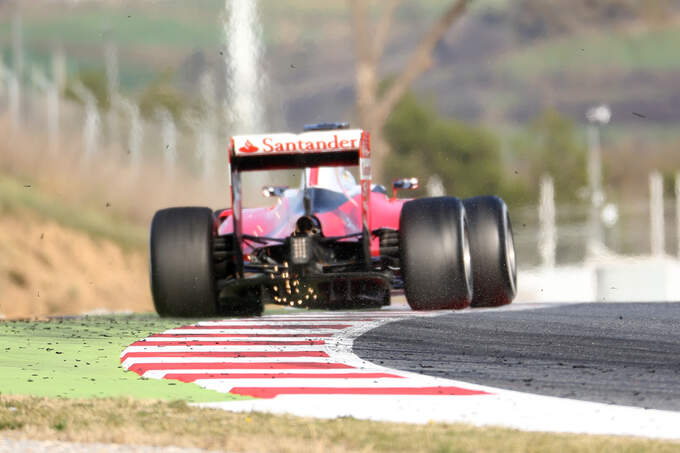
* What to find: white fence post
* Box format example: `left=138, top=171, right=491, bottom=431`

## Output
left=0, top=60, right=5, bottom=100
left=538, top=174, right=556, bottom=268
left=676, top=173, right=680, bottom=259
left=156, top=108, right=177, bottom=179
left=71, top=81, right=101, bottom=160
left=12, top=9, right=23, bottom=80
left=585, top=105, right=610, bottom=256
left=10, top=9, right=23, bottom=131
left=199, top=71, right=218, bottom=183
left=426, top=175, right=445, bottom=197
left=8, top=69, right=20, bottom=133
left=225, top=0, right=266, bottom=134
left=50, top=49, right=65, bottom=153
left=52, top=48, right=67, bottom=93
left=47, top=84, right=60, bottom=154
left=30, top=66, right=59, bottom=154
left=117, top=96, right=143, bottom=172
left=586, top=124, right=604, bottom=255
left=105, top=41, right=120, bottom=145
left=649, top=171, right=665, bottom=257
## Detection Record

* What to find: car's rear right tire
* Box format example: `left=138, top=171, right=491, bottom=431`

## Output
left=463, top=196, right=517, bottom=307
left=399, top=197, right=473, bottom=310
left=150, top=207, right=218, bottom=317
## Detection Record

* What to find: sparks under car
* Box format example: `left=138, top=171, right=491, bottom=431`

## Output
left=149, top=123, right=517, bottom=316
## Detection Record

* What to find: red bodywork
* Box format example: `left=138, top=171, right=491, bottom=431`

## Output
left=218, top=186, right=408, bottom=257
left=223, top=128, right=410, bottom=262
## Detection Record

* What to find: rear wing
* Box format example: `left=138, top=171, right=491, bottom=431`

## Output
left=229, top=129, right=369, bottom=171
left=227, top=129, right=372, bottom=276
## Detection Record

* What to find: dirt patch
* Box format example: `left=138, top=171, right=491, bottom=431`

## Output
left=0, top=211, right=152, bottom=318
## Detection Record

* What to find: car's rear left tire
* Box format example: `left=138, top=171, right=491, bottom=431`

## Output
left=399, top=197, right=473, bottom=310
left=463, top=196, right=517, bottom=307
left=150, top=207, right=218, bottom=317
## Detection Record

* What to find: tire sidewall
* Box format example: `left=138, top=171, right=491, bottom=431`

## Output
left=150, top=207, right=217, bottom=317
left=463, top=196, right=517, bottom=307
left=399, top=197, right=472, bottom=310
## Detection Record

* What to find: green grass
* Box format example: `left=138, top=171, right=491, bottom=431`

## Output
left=0, top=314, right=244, bottom=402
left=498, top=24, right=680, bottom=77
left=0, top=175, right=146, bottom=250
left=0, top=306, right=324, bottom=401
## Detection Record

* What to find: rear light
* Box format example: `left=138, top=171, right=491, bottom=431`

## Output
left=290, top=236, right=311, bottom=264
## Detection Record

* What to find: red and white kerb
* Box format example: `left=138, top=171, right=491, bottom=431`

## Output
left=120, top=311, right=489, bottom=399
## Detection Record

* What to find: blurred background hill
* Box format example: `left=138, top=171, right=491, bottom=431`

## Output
left=3, top=1, right=679, bottom=194
left=1, top=0, right=680, bottom=315
left=3, top=1, right=679, bottom=135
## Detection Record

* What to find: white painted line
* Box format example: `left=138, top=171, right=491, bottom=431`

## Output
left=121, top=357, right=341, bottom=368
left=141, top=368, right=391, bottom=379
left=163, top=329, right=346, bottom=335
left=122, top=345, right=325, bottom=353
left=142, top=368, right=401, bottom=380
left=193, top=320, right=367, bottom=326
left=143, top=336, right=332, bottom=342
left=195, top=378, right=424, bottom=390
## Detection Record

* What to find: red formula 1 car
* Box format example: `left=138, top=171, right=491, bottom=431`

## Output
left=149, top=123, right=517, bottom=316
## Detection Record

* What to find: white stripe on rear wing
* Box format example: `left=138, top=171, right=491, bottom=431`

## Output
left=229, top=130, right=366, bottom=172
left=232, top=129, right=363, bottom=157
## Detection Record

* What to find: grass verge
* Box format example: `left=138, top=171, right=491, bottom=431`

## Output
left=1, top=396, right=679, bottom=453
left=0, top=308, right=322, bottom=400
left=0, top=314, right=241, bottom=402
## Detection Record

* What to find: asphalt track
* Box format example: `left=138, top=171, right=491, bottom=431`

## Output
left=354, top=302, right=680, bottom=411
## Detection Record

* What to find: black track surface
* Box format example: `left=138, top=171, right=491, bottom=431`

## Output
left=354, top=303, right=680, bottom=411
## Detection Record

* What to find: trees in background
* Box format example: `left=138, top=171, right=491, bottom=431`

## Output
left=348, top=0, right=471, bottom=183
left=512, top=0, right=674, bottom=41
left=512, top=109, right=588, bottom=203
left=383, top=92, right=507, bottom=200
left=383, top=94, right=590, bottom=207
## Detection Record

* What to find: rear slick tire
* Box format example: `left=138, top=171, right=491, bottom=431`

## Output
left=399, top=197, right=473, bottom=310
left=150, top=207, right=218, bottom=317
left=463, top=196, right=517, bottom=308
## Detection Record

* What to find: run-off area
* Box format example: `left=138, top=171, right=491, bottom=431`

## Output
left=121, top=305, right=680, bottom=439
